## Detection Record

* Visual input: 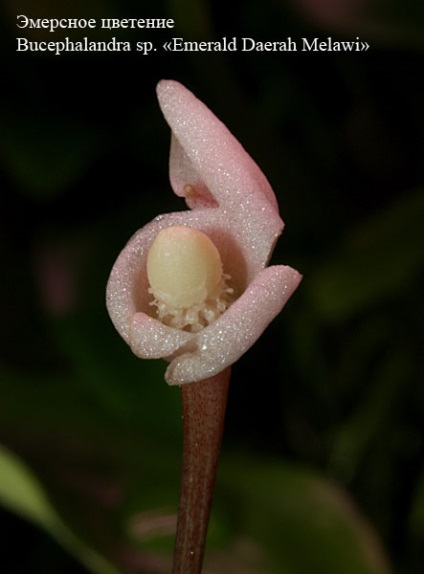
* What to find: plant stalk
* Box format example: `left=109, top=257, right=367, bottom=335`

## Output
left=172, top=367, right=231, bottom=574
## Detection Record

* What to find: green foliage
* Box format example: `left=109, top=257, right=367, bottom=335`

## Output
left=308, top=189, right=424, bottom=322
left=216, top=456, right=392, bottom=574
left=0, top=446, right=120, bottom=574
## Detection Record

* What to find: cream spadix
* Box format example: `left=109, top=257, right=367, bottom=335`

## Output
left=147, top=225, right=223, bottom=308
left=147, top=225, right=232, bottom=332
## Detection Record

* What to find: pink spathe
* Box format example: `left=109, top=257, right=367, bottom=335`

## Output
left=106, top=80, right=301, bottom=385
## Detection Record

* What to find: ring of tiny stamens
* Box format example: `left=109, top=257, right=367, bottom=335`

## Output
left=150, top=273, right=234, bottom=333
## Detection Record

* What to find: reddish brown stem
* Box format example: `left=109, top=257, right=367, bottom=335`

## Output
left=172, top=367, right=231, bottom=574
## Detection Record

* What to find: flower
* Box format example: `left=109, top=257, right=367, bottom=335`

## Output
left=106, top=80, right=301, bottom=385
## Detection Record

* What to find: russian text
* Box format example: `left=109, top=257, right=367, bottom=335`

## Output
left=17, top=15, right=96, bottom=33
left=101, top=18, right=174, bottom=29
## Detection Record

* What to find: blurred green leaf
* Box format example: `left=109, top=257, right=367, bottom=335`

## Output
left=0, top=445, right=120, bottom=574
left=0, top=440, right=393, bottom=574
left=216, top=455, right=392, bottom=574
left=308, top=188, right=424, bottom=321
left=329, top=342, right=412, bottom=479
left=0, top=444, right=56, bottom=528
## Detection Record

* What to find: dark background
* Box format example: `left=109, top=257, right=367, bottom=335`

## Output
left=1, top=0, right=423, bottom=572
